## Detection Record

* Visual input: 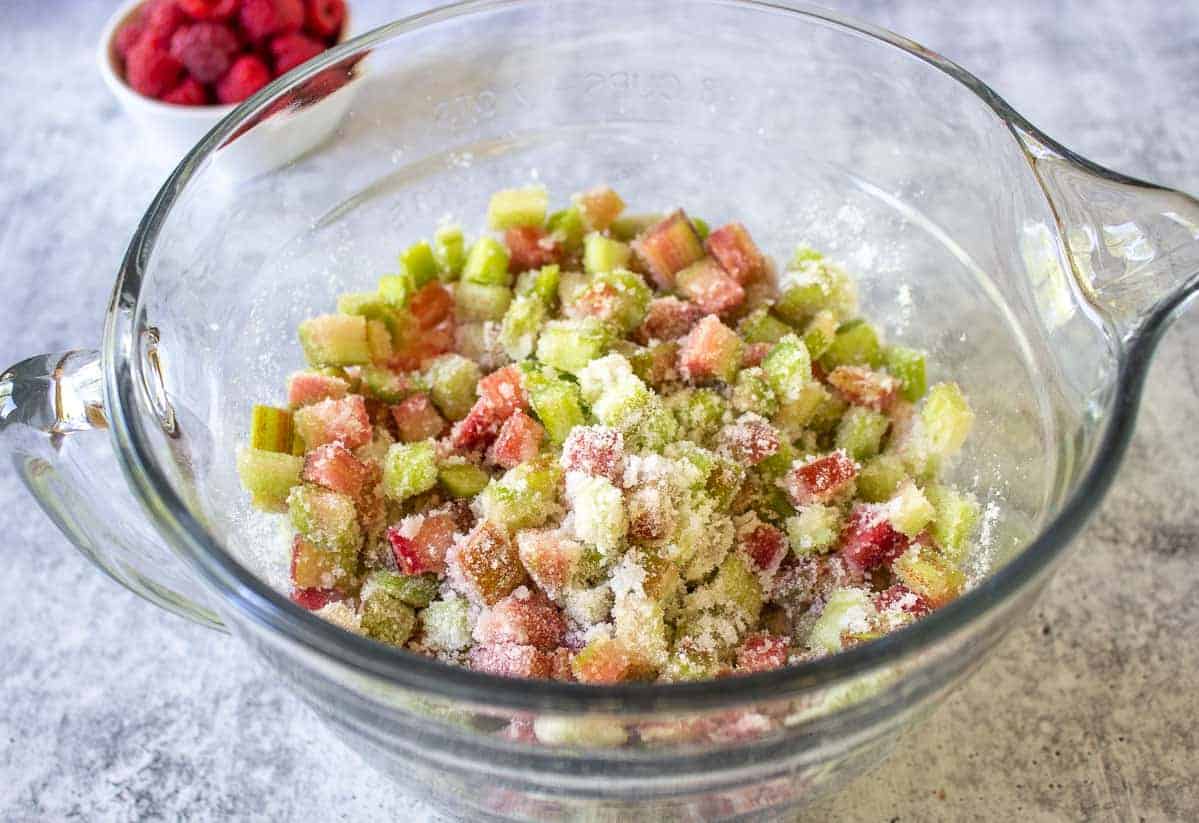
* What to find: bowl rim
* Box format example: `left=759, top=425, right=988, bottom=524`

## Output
left=102, top=0, right=1158, bottom=714
left=97, top=0, right=351, bottom=117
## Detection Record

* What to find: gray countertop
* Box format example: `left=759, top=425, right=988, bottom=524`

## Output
left=2, top=1, right=1196, bottom=820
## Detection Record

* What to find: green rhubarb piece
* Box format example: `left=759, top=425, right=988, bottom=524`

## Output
left=400, top=241, right=440, bottom=290
left=582, top=232, right=632, bottom=274
left=921, top=382, right=974, bottom=459
left=820, top=319, right=884, bottom=370
left=885, top=345, right=927, bottom=402
left=557, top=270, right=590, bottom=307
left=250, top=405, right=294, bottom=453
left=292, top=535, right=359, bottom=592
left=810, top=587, right=877, bottom=654
left=420, top=597, right=472, bottom=651
left=776, top=252, right=857, bottom=324
left=568, top=474, right=627, bottom=557
left=894, top=547, right=965, bottom=606
left=461, top=236, right=513, bottom=287
left=835, top=406, right=890, bottom=461
left=434, top=224, right=466, bottom=281
left=731, top=367, right=779, bottom=417
left=610, top=213, right=663, bottom=242
left=547, top=207, right=586, bottom=254
left=515, top=263, right=560, bottom=307
left=691, top=216, right=710, bottom=241
left=499, top=293, right=546, bottom=361
left=366, top=319, right=393, bottom=364
left=424, top=354, right=481, bottom=421
left=371, top=571, right=440, bottom=608
left=802, top=310, right=839, bottom=360
left=454, top=281, right=512, bottom=322
left=359, top=365, right=416, bottom=403
left=337, top=292, right=407, bottom=343
left=487, top=186, right=548, bottom=230
left=662, top=646, right=725, bottom=682
left=236, top=447, right=303, bottom=512
left=887, top=481, right=936, bottom=538
left=757, top=439, right=797, bottom=479
left=761, top=333, right=812, bottom=403
left=479, top=457, right=561, bottom=530
left=287, top=484, right=361, bottom=553
left=522, top=365, right=585, bottom=444
left=698, top=552, right=763, bottom=622
left=772, top=381, right=844, bottom=438
left=535, top=318, right=615, bottom=374
left=378, top=274, right=414, bottom=309
left=382, top=441, right=439, bottom=502
left=361, top=591, right=416, bottom=646
left=857, top=454, right=907, bottom=503
left=786, top=504, right=843, bottom=555
left=668, top=387, right=728, bottom=445
left=738, top=308, right=792, bottom=344
left=584, top=268, right=652, bottom=333
left=299, top=314, right=372, bottom=367
left=926, top=485, right=981, bottom=562
left=438, top=460, right=491, bottom=498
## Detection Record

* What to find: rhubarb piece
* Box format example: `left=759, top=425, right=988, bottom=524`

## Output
left=921, top=382, right=974, bottom=460
left=885, top=480, right=935, bottom=538
left=505, top=226, right=561, bottom=273
left=820, top=319, right=884, bottom=370
left=736, top=632, right=790, bottom=672
left=462, top=236, right=513, bottom=287
left=535, top=318, right=615, bottom=374
left=400, top=240, right=440, bottom=290
left=522, top=365, right=585, bottom=445
left=775, top=251, right=857, bottom=325
left=827, top=366, right=899, bottom=411
left=365, top=319, right=394, bottom=365
left=925, top=485, right=981, bottom=562
left=424, top=354, right=481, bottom=421
left=237, top=447, right=303, bottom=511
left=287, top=370, right=349, bottom=407
left=489, top=410, right=545, bottom=469
left=250, top=404, right=294, bottom=453
left=578, top=354, right=677, bottom=452
left=387, top=512, right=455, bottom=575
left=856, top=454, right=907, bottom=503
left=635, top=296, right=704, bottom=343
left=370, top=570, right=440, bottom=608
left=556, top=270, right=590, bottom=307
left=434, top=224, right=466, bottom=281
left=293, top=394, right=371, bottom=449
left=705, top=222, right=766, bottom=284
left=474, top=590, right=566, bottom=650
left=470, top=643, right=554, bottom=678
left=454, top=280, right=512, bottom=322
left=678, top=314, right=742, bottom=384
left=421, top=597, right=473, bottom=651
left=547, top=207, right=587, bottom=255
left=291, top=534, right=358, bottom=594
left=676, top=257, right=746, bottom=316
left=360, top=590, right=416, bottom=646
left=610, top=213, right=663, bottom=242
left=288, top=484, right=361, bottom=554
left=835, top=406, right=890, bottom=461
left=667, top=387, right=728, bottom=445
left=498, top=293, right=544, bottom=363
left=736, top=519, right=788, bottom=578
left=574, top=185, right=625, bottom=231
left=783, top=451, right=858, bottom=507
left=801, top=310, right=838, bottom=360
left=358, top=366, right=416, bottom=403
left=437, top=459, right=491, bottom=498
left=377, top=275, right=414, bottom=310
left=571, top=637, right=654, bottom=683
left=569, top=269, right=651, bottom=334
left=451, top=521, right=527, bottom=604
left=885, top=345, right=927, bottom=402
left=382, top=440, right=439, bottom=501
left=560, top=425, right=625, bottom=486
left=731, top=367, right=779, bottom=417
left=894, top=544, right=965, bottom=607
left=785, top=504, right=843, bottom=555
left=515, top=263, right=560, bottom=307
left=409, top=282, right=455, bottom=330
left=717, top=413, right=781, bottom=466
left=479, top=458, right=561, bottom=530
left=582, top=232, right=632, bottom=274
left=738, top=308, right=792, bottom=345
left=809, top=587, right=877, bottom=654
left=632, top=210, right=705, bottom=288
left=565, top=473, right=627, bottom=557
left=760, top=333, right=811, bottom=403
left=487, top=186, right=548, bottom=231
left=839, top=504, right=909, bottom=571
left=517, top=529, right=583, bottom=598
left=391, top=393, right=447, bottom=442
left=302, top=442, right=370, bottom=498
left=299, top=313, right=371, bottom=367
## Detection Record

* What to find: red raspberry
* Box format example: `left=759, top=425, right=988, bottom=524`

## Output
left=125, top=37, right=184, bottom=98
left=162, top=76, right=210, bottom=105
left=169, top=22, right=240, bottom=84
left=240, top=0, right=305, bottom=42
left=114, top=19, right=146, bottom=59
left=305, top=0, right=345, bottom=39
left=269, top=32, right=326, bottom=76
left=216, top=54, right=271, bottom=103
left=178, top=0, right=239, bottom=20
left=142, top=0, right=188, bottom=43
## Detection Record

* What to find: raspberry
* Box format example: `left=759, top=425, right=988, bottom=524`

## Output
left=240, top=0, right=305, bottom=42
left=178, top=0, right=239, bottom=20
left=215, top=54, right=271, bottom=103
left=125, top=37, right=184, bottom=98
left=169, top=22, right=240, bottom=84
left=269, top=32, right=326, bottom=76
left=162, top=76, right=209, bottom=105
left=114, top=19, right=146, bottom=59
left=305, top=0, right=345, bottom=39
left=142, top=0, right=188, bottom=43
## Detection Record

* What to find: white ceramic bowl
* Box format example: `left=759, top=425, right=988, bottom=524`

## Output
left=97, top=0, right=353, bottom=160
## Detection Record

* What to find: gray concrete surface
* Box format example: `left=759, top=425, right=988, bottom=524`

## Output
left=1, top=1, right=1196, bottom=820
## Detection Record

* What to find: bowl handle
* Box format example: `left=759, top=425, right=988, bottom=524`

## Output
left=1018, top=126, right=1199, bottom=342
left=0, top=349, right=225, bottom=630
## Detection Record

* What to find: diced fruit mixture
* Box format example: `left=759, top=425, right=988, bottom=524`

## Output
left=113, top=0, right=349, bottom=106
left=237, top=185, right=982, bottom=683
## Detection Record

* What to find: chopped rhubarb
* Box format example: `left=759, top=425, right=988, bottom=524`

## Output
left=451, top=521, right=528, bottom=604
left=473, top=589, right=567, bottom=650
left=678, top=314, right=742, bottom=384
left=287, top=371, right=349, bottom=407
left=717, top=414, right=781, bottom=465
left=736, top=632, right=790, bottom=672
left=574, top=185, right=625, bottom=231
left=634, top=296, right=704, bottom=344
left=301, top=442, right=371, bottom=498
left=293, top=394, right=371, bottom=449
left=839, top=503, right=910, bottom=571
left=676, top=257, right=746, bottom=316
left=559, top=425, right=625, bottom=486
left=505, top=226, right=562, bottom=273
left=873, top=583, right=932, bottom=617
left=705, top=222, right=766, bottom=284
left=737, top=521, right=788, bottom=577
left=450, top=399, right=504, bottom=453
left=826, top=365, right=899, bottom=411
left=782, top=451, right=858, bottom=507
left=387, top=511, right=455, bottom=576
left=571, top=637, right=653, bottom=683
left=632, top=209, right=705, bottom=289
left=478, top=364, right=529, bottom=417
left=391, top=393, right=447, bottom=443
left=409, top=282, right=455, bottom=330
left=516, top=529, right=583, bottom=597
left=469, top=643, right=555, bottom=679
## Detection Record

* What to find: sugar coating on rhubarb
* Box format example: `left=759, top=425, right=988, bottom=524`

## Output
left=236, top=183, right=987, bottom=687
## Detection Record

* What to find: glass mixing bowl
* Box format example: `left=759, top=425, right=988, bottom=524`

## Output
left=4, top=2, right=1198, bottom=820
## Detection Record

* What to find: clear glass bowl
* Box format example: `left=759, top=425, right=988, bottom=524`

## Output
left=4, top=2, right=1199, bottom=820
